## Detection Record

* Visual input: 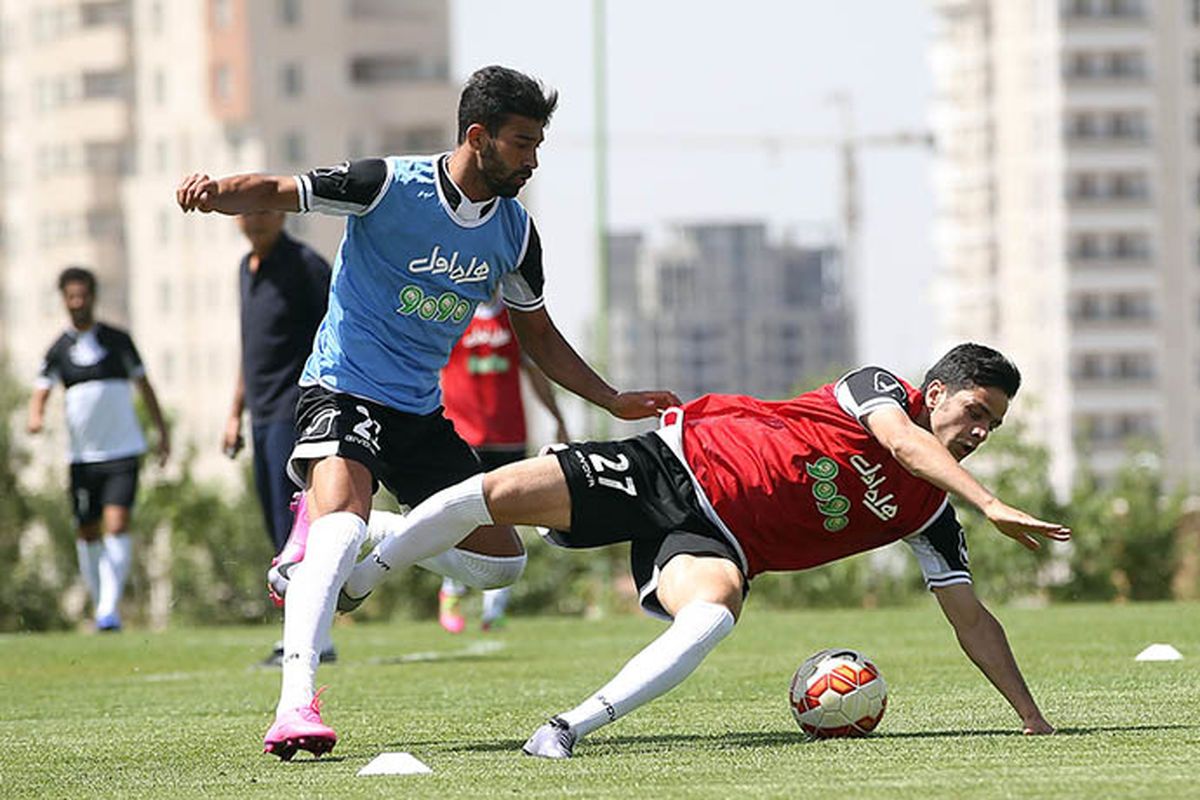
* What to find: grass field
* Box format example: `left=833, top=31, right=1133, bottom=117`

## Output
left=2, top=601, right=1197, bottom=799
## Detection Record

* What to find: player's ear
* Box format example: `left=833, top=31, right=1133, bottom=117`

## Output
left=464, top=123, right=490, bottom=153
left=924, top=379, right=945, bottom=409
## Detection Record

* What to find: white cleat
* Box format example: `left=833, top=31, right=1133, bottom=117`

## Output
left=522, top=717, right=576, bottom=759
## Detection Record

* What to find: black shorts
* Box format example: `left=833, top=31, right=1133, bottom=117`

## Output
left=68, top=456, right=140, bottom=525
left=289, top=385, right=482, bottom=507
left=544, top=432, right=747, bottom=619
left=475, top=446, right=527, bottom=472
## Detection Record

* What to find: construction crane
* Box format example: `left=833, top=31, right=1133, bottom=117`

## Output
left=585, top=92, right=934, bottom=359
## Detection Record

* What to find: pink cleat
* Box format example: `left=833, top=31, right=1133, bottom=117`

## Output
left=268, top=492, right=311, bottom=608
left=263, top=687, right=337, bottom=761
left=438, top=589, right=466, bottom=634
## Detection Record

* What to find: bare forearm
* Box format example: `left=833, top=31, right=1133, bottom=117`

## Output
left=890, top=428, right=996, bottom=512
left=27, top=387, right=50, bottom=432
left=212, top=174, right=298, bottom=214
left=519, top=322, right=617, bottom=413
left=230, top=365, right=246, bottom=418
left=138, top=380, right=169, bottom=441
left=177, top=171, right=298, bottom=215
left=954, top=607, right=1044, bottom=724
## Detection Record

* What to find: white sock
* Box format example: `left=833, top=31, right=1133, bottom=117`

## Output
left=345, top=475, right=493, bottom=598
left=277, top=512, right=365, bottom=714
left=440, top=577, right=466, bottom=597
left=558, top=600, right=735, bottom=738
left=482, top=587, right=510, bottom=622
left=418, top=547, right=526, bottom=590
left=75, top=539, right=102, bottom=607
left=96, top=533, right=132, bottom=620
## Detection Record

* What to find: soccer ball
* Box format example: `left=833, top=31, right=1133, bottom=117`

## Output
left=788, top=648, right=887, bottom=739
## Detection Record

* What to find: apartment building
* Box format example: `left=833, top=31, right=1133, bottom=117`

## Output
left=1, top=0, right=456, bottom=481
left=607, top=222, right=851, bottom=416
left=929, top=0, right=1200, bottom=490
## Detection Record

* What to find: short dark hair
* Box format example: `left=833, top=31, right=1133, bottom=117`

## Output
left=58, top=266, right=97, bottom=295
left=456, top=65, right=558, bottom=143
left=921, top=343, right=1021, bottom=398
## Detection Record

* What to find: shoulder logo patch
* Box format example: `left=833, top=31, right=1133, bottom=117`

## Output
left=873, top=371, right=902, bottom=397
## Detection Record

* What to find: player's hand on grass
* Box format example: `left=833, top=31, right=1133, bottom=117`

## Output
left=981, top=498, right=1071, bottom=551
left=607, top=390, right=683, bottom=420
left=1022, top=716, right=1055, bottom=735
left=176, top=173, right=219, bottom=213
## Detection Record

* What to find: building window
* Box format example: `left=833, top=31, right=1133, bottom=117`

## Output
left=154, top=138, right=169, bottom=172
left=380, top=126, right=447, bottom=154
left=348, top=0, right=408, bottom=19
left=150, top=1, right=164, bottom=34
left=153, top=69, right=166, bottom=106
left=213, top=64, right=231, bottom=101
left=212, top=0, right=233, bottom=29
left=82, top=70, right=128, bottom=100
left=350, top=56, right=447, bottom=85
left=157, top=209, right=170, bottom=244
left=281, top=63, right=303, bottom=98
left=282, top=132, right=305, bottom=165
left=85, top=141, right=129, bottom=174
left=280, top=0, right=301, bottom=25
left=81, top=2, right=129, bottom=27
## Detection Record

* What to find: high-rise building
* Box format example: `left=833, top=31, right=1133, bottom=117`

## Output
left=929, top=0, right=1200, bottom=491
left=607, top=222, right=851, bottom=413
left=1, top=0, right=456, bottom=480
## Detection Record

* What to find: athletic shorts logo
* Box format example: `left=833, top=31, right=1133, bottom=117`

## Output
left=349, top=404, right=382, bottom=455
left=301, top=408, right=339, bottom=442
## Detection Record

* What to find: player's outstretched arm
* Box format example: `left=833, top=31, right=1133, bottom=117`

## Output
left=26, top=385, right=50, bottom=434
left=865, top=407, right=1070, bottom=550
left=176, top=172, right=299, bottom=215
left=932, top=583, right=1055, bottom=735
left=510, top=307, right=680, bottom=420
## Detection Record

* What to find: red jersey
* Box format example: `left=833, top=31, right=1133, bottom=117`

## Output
left=441, top=305, right=526, bottom=448
left=676, top=367, right=948, bottom=578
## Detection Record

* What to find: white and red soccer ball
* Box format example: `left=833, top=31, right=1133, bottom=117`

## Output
left=789, top=648, right=887, bottom=739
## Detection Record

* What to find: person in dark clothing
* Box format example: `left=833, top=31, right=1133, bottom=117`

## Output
left=222, top=211, right=333, bottom=667
left=224, top=211, right=330, bottom=550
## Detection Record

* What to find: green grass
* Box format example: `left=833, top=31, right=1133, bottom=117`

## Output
left=1, top=601, right=1198, bottom=799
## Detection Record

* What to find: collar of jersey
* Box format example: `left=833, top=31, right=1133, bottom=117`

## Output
left=435, top=154, right=499, bottom=228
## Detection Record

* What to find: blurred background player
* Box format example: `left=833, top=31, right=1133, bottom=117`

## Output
left=436, top=294, right=569, bottom=633
left=221, top=211, right=333, bottom=666
left=27, top=266, right=170, bottom=632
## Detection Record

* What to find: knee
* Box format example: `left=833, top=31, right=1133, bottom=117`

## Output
left=657, top=556, right=745, bottom=621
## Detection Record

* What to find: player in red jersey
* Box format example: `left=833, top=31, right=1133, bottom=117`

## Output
left=436, top=296, right=569, bottom=631
left=339, top=343, right=1070, bottom=755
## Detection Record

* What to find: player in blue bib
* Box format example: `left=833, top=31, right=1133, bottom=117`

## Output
left=177, top=66, right=680, bottom=760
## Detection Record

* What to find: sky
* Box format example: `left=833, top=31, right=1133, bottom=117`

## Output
left=451, top=0, right=939, bottom=381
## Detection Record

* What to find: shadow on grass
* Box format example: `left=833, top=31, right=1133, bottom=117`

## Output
left=395, top=722, right=1200, bottom=755
left=363, top=653, right=513, bottom=667
left=880, top=723, right=1199, bottom=739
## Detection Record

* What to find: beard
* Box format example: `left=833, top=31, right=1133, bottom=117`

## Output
left=480, top=141, right=531, bottom=198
